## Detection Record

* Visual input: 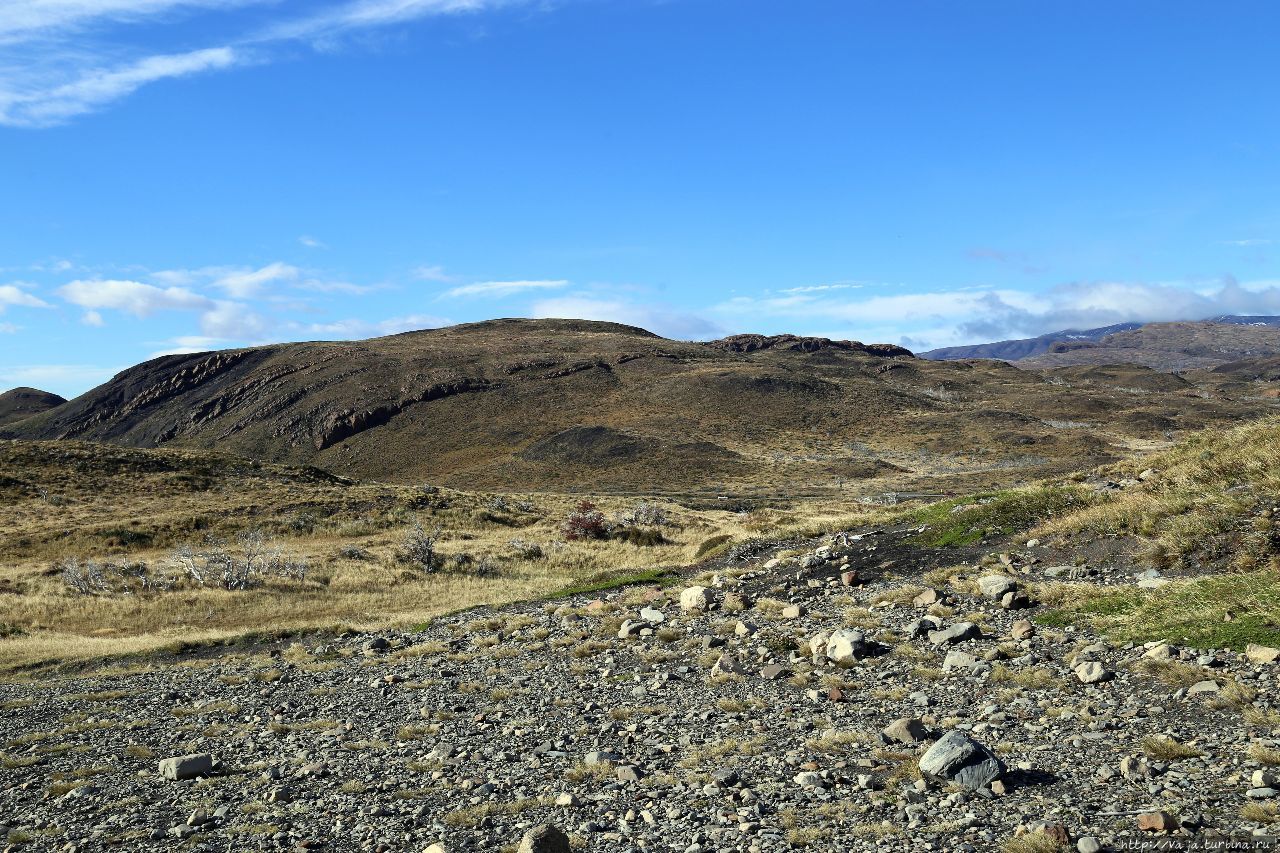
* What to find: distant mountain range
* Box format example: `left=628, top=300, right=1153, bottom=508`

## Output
left=923, top=316, right=1280, bottom=370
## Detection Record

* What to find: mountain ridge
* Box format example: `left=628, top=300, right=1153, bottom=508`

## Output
left=3, top=317, right=1273, bottom=496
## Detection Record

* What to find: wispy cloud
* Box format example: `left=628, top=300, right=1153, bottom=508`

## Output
left=443, top=279, right=569, bottom=298
left=1, top=46, right=241, bottom=127
left=413, top=264, right=455, bottom=282
left=1222, top=238, right=1273, bottom=247
left=210, top=262, right=300, bottom=298
left=299, top=235, right=327, bottom=249
left=530, top=294, right=721, bottom=340
left=778, top=283, right=863, bottom=295
left=0, top=283, right=51, bottom=311
left=0, top=0, right=545, bottom=127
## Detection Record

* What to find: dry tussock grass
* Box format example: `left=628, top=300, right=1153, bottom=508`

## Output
left=0, top=441, right=892, bottom=675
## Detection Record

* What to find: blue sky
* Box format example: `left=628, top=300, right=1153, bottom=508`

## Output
left=1, top=0, right=1279, bottom=398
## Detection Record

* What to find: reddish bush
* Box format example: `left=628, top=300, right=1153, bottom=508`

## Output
left=562, top=500, right=608, bottom=541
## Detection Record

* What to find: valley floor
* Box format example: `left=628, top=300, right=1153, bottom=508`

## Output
left=2, top=524, right=1278, bottom=852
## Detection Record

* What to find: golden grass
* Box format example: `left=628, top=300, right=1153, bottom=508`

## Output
left=0, top=440, right=900, bottom=676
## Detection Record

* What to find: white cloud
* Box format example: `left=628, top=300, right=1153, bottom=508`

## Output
left=81, top=310, right=105, bottom=327
left=778, top=283, right=864, bottom=294
left=713, top=276, right=1280, bottom=351
left=147, top=334, right=234, bottom=357
left=1, top=46, right=241, bottom=127
left=0, top=1, right=266, bottom=42
left=413, top=264, right=454, bottom=282
left=530, top=295, right=721, bottom=340
left=59, top=279, right=212, bottom=316
left=296, top=279, right=379, bottom=295
left=1222, top=239, right=1273, bottom=247
left=443, top=279, right=569, bottom=298
left=0, top=363, right=120, bottom=396
left=0, top=283, right=51, bottom=311
left=299, top=235, right=327, bottom=249
left=262, top=0, right=520, bottom=41
left=211, top=262, right=299, bottom=298
left=0, top=322, right=18, bottom=334
left=199, top=299, right=270, bottom=339
left=0, top=0, right=543, bottom=127
left=298, top=313, right=449, bottom=339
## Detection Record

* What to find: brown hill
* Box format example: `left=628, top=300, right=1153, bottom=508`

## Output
left=1018, top=321, right=1280, bottom=371
left=0, top=387, right=66, bottom=427
left=3, top=318, right=1273, bottom=496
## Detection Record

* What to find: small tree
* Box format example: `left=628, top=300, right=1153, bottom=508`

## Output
left=562, top=501, right=608, bottom=541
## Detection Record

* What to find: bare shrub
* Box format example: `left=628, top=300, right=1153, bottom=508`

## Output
left=59, top=558, right=174, bottom=596
left=616, top=502, right=671, bottom=528
left=172, top=529, right=307, bottom=591
left=397, top=520, right=442, bottom=572
left=508, top=538, right=545, bottom=560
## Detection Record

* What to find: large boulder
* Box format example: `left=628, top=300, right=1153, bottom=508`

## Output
left=825, top=629, right=871, bottom=664
left=679, top=586, right=714, bottom=612
left=977, top=574, right=1018, bottom=598
left=918, top=731, right=1003, bottom=791
left=928, top=621, right=980, bottom=645
left=158, top=753, right=214, bottom=781
left=518, top=824, right=570, bottom=853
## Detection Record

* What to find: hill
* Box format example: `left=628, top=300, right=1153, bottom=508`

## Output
left=924, top=316, right=1280, bottom=370
left=0, top=387, right=66, bottom=426
left=921, top=322, right=1140, bottom=361
left=4, top=318, right=1274, bottom=496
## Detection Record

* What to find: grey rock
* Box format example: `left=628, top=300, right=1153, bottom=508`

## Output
left=929, top=621, right=980, bottom=645
left=158, top=753, right=213, bottom=781
left=918, top=731, right=1003, bottom=791
left=518, top=824, right=570, bottom=853
left=977, top=575, right=1017, bottom=598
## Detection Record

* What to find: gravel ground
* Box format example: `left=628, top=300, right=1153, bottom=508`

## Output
left=2, top=525, right=1279, bottom=853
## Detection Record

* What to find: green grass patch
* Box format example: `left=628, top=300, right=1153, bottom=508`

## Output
left=1037, top=571, right=1280, bottom=650
left=550, top=568, right=672, bottom=600
left=906, top=486, right=1093, bottom=548
left=694, top=534, right=733, bottom=560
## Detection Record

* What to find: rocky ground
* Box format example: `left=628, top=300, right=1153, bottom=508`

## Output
left=2, top=525, right=1279, bottom=853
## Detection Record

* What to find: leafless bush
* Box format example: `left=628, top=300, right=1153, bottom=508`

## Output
left=508, top=538, right=545, bottom=560
left=615, top=502, right=671, bottom=528
left=60, top=558, right=110, bottom=595
left=172, top=529, right=308, bottom=591
left=397, top=520, right=442, bottom=572
left=59, top=558, right=174, bottom=596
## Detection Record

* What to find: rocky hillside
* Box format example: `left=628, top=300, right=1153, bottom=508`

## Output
left=0, top=387, right=66, bottom=427
left=924, top=317, right=1280, bottom=371
left=3, top=319, right=1274, bottom=496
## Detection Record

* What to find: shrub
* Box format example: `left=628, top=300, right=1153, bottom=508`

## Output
left=694, top=534, right=733, bottom=559
left=616, top=502, right=671, bottom=527
left=59, top=558, right=174, bottom=596
left=562, top=501, right=608, bottom=541
left=508, top=538, right=545, bottom=560
left=172, top=529, right=307, bottom=591
left=611, top=527, right=667, bottom=547
left=397, top=520, right=442, bottom=572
